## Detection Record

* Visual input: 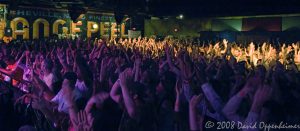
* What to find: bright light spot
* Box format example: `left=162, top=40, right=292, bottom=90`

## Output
left=179, top=14, right=184, bottom=19
left=174, top=28, right=178, bottom=32
left=93, top=24, right=98, bottom=29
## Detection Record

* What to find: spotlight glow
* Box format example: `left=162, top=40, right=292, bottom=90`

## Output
left=179, top=14, right=184, bottom=19
left=93, top=24, right=98, bottom=29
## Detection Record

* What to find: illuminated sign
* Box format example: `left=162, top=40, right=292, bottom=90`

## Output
left=0, top=5, right=128, bottom=39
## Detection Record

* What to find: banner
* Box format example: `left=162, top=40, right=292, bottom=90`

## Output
left=0, top=4, right=129, bottom=40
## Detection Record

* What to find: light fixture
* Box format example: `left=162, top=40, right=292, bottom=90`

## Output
left=93, top=24, right=98, bottom=29
left=179, top=14, right=184, bottom=19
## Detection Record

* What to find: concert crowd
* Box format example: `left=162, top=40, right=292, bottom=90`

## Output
left=1, top=37, right=300, bottom=131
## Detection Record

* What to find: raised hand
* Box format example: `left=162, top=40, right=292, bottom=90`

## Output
left=189, top=94, right=205, bottom=131
left=189, top=94, right=203, bottom=109
left=72, top=110, right=94, bottom=131
left=223, top=39, right=228, bottom=45
left=254, top=84, right=272, bottom=103
left=292, top=43, right=298, bottom=50
left=251, top=84, right=273, bottom=113
left=262, top=42, right=267, bottom=52
left=281, top=43, right=286, bottom=51
left=213, top=42, right=220, bottom=50
left=239, top=75, right=261, bottom=98
left=181, top=57, right=194, bottom=82
left=119, top=68, right=136, bottom=118
left=222, top=39, right=228, bottom=49
left=100, top=57, right=110, bottom=81
left=119, top=68, right=133, bottom=88
left=248, top=42, right=255, bottom=57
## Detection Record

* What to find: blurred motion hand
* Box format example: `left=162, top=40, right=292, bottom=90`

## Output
left=72, top=110, right=94, bottom=131
left=119, top=68, right=133, bottom=88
